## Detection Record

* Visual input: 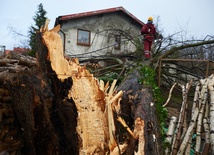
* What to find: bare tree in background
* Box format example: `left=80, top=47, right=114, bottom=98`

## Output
left=8, top=26, right=30, bottom=49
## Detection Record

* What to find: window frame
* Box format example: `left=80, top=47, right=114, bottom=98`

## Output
left=77, top=29, right=91, bottom=46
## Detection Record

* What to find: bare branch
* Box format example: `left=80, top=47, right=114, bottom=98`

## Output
left=152, top=39, right=214, bottom=62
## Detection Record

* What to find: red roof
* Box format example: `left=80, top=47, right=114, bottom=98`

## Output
left=4, top=50, right=11, bottom=55
left=13, top=47, right=30, bottom=54
left=56, top=6, right=144, bottom=26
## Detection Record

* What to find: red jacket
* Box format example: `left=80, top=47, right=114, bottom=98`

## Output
left=141, top=23, right=156, bottom=41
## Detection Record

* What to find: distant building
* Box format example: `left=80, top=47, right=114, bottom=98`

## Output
left=12, top=47, right=30, bottom=55
left=0, top=45, right=6, bottom=56
left=55, top=6, right=144, bottom=58
left=4, top=47, right=30, bottom=55
left=4, top=50, right=11, bottom=55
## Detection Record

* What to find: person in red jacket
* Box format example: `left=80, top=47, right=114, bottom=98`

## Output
left=141, top=17, right=156, bottom=59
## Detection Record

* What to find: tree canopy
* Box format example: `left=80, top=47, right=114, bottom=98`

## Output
left=28, top=3, right=47, bottom=56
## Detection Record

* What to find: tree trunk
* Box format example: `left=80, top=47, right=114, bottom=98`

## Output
left=165, top=116, right=177, bottom=155
left=116, top=70, right=162, bottom=155
left=177, top=108, right=199, bottom=155
left=208, top=74, right=214, bottom=154
left=0, top=22, right=162, bottom=155
left=171, top=82, right=192, bottom=155
left=195, top=79, right=208, bottom=154
left=40, top=23, right=162, bottom=154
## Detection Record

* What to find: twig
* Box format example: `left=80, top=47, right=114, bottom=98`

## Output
left=117, top=116, right=136, bottom=139
left=163, top=83, right=177, bottom=107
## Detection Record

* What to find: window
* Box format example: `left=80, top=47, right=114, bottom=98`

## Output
left=114, top=35, right=121, bottom=50
left=77, top=29, right=90, bottom=46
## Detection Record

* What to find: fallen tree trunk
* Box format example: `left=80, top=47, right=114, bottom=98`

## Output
left=40, top=23, right=129, bottom=154
left=0, top=21, right=162, bottom=155
left=40, top=23, right=162, bottom=154
left=116, top=70, right=162, bottom=155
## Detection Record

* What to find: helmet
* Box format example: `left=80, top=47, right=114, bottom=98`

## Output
left=148, top=16, right=153, bottom=21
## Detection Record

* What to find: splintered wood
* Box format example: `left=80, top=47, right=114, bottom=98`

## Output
left=41, top=23, right=127, bottom=154
left=134, top=118, right=145, bottom=155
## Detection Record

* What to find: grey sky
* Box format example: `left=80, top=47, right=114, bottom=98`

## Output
left=1, top=0, right=213, bottom=49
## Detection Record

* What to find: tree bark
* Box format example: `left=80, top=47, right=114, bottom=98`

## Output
left=208, top=74, right=214, bottom=154
left=171, top=82, right=192, bottom=155
left=195, top=79, right=208, bottom=154
left=202, top=101, right=211, bottom=155
left=165, top=116, right=177, bottom=155
left=116, top=70, right=162, bottom=155
left=177, top=108, right=199, bottom=155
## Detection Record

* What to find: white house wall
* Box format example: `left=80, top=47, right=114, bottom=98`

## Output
left=59, top=12, right=142, bottom=58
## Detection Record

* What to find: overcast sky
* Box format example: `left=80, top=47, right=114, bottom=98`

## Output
left=1, top=0, right=214, bottom=49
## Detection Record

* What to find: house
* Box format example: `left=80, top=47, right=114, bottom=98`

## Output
left=0, top=45, right=6, bottom=56
left=4, top=47, right=30, bottom=55
left=54, top=6, right=144, bottom=58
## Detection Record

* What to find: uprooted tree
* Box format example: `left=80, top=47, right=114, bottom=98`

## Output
left=0, top=20, right=214, bottom=155
left=0, top=22, right=162, bottom=155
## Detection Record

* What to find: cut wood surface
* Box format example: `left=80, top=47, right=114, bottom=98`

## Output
left=134, top=117, right=145, bottom=155
left=0, top=52, right=36, bottom=83
left=41, top=23, right=126, bottom=154
left=40, top=22, right=161, bottom=154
